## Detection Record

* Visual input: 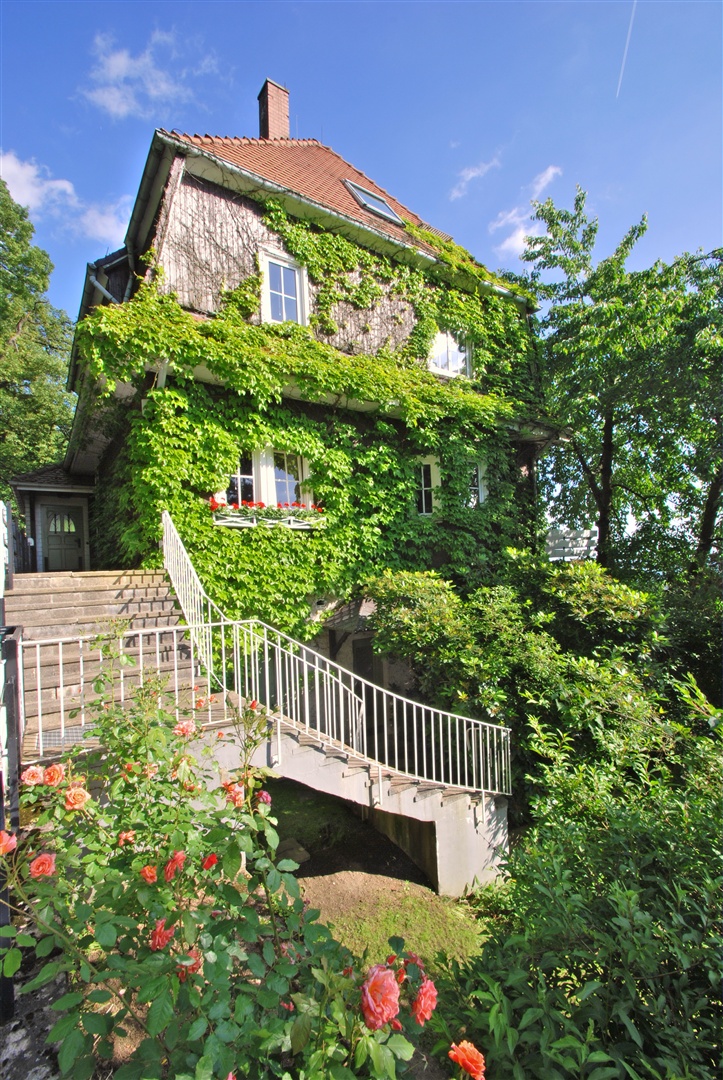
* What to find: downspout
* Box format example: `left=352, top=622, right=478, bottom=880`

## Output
left=88, top=272, right=119, bottom=305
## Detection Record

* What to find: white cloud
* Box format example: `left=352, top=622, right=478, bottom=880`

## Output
left=1, top=150, right=129, bottom=248
left=79, top=196, right=132, bottom=247
left=82, top=30, right=216, bottom=120
left=0, top=151, right=78, bottom=213
left=490, top=164, right=562, bottom=261
left=494, top=225, right=538, bottom=259
left=449, top=156, right=500, bottom=201
left=530, top=165, right=563, bottom=201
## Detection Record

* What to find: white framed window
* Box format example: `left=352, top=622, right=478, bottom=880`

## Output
left=467, top=462, right=488, bottom=508
left=259, top=250, right=308, bottom=325
left=428, top=331, right=469, bottom=377
left=416, top=456, right=440, bottom=516
left=218, top=448, right=313, bottom=508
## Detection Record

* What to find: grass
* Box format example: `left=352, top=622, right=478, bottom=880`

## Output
left=323, top=883, right=483, bottom=975
left=266, top=777, right=483, bottom=976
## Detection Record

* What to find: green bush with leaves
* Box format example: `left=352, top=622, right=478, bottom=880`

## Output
left=0, top=659, right=443, bottom=1079
left=430, top=706, right=722, bottom=1079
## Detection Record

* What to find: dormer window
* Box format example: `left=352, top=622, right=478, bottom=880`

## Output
left=260, top=250, right=307, bottom=325
left=428, top=331, right=469, bottom=377
left=343, top=179, right=403, bottom=225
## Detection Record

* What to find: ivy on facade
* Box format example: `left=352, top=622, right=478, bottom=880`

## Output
left=75, top=201, right=550, bottom=638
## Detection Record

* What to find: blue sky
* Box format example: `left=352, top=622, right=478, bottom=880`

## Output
left=1, top=1, right=720, bottom=318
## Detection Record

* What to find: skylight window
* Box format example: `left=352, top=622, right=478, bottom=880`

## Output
left=344, top=180, right=403, bottom=225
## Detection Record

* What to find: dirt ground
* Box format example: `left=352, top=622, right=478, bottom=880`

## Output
left=1, top=826, right=450, bottom=1080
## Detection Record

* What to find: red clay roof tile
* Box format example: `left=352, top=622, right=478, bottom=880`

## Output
left=163, top=133, right=446, bottom=255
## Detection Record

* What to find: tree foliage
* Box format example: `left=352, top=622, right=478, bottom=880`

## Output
left=522, top=187, right=722, bottom=577
left=0, top=179, right=75, bottom=500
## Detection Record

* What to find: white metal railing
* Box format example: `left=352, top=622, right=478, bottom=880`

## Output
left=18, top=623, right=225, bottom=760
left=161, top=511, right=512, bottom=795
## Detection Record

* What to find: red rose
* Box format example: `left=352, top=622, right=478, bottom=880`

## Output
left=149, top=918, right=175, bottom=951
left=202, top=853, right=218, bottom=870
left=411, top=976, right=438, bottom=1025
left=164, top=850, right=186, bottom=882
left=449, top=1041, right=486, bottom=1080
left=360, top=964, right=400, bottom=1030
left=176, top=948, right=202, bottom=981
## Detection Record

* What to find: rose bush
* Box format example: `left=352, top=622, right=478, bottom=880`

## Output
left=0, top=659, right=450, bottom=1079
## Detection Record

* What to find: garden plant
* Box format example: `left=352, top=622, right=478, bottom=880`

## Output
left=0, top=656, right=485, bottom=1080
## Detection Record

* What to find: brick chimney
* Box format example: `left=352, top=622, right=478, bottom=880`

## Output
left=258, top=79, right=290, bottom=140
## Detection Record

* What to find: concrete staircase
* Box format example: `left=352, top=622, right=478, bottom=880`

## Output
left=5, top=570, right=180, bottom=641
left=4, top=570, right=191, bottom=759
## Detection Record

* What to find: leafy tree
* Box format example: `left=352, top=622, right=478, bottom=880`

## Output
left=522, top=187, right=722, bottom=576
left=0, top=179, right=75, bottom=501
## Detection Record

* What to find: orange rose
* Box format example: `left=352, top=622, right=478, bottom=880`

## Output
left=64, top=786, right=91, bottom=812
left=140, top=865, right=157, bottom=884
left=43, top=763, right=65, bottom=786
left=449, top=1041, right=486, bottom=1080
left=29, top=852, right=56, bottom=878
left=118, top=831, right=136, bottom=846
left=360, top=964, right=400, bottom=1030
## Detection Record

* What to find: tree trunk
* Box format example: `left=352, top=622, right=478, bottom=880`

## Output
left=691, top=464, right=723, bottom=571
left=596, top=407, right=615, bottom=568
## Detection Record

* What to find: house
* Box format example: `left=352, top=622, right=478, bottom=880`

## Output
left=17, top=80, right=555, bottom=656
left=6, top=80, right=562, bottom=893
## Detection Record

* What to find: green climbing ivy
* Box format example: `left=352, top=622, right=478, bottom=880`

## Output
left=75, top=201, right=550, bottom=638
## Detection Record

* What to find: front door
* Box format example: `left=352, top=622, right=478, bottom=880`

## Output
left=45, top=506, right=84, bottom=571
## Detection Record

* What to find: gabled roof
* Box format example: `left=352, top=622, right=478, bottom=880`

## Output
left=163, top=133, right=449, bottom=257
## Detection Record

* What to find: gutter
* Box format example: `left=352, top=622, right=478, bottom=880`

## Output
left=156, top=132, right=530, bottom=312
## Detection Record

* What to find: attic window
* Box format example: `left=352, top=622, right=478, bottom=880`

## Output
left=344, top=180, right=403, bottom=225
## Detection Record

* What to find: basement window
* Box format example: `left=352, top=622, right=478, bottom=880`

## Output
left=344, top=180, right=403, bottom=225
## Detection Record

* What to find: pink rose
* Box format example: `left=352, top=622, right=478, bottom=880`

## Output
left=0, top=830, right=17, bottom=855
left=360, top=964, right=400, bottom=1030
left=21, top=765, right=44, bottom=785
left=173, top=719, right=197, bottom=738
left=411, top=976, right=438, bottom=1025
left=29, top=852, right=56, bottom=878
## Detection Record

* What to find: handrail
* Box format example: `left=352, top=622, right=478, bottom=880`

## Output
left=161, top=510, right=511, bottom=795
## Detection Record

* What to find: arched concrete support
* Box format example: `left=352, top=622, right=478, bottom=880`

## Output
left=208, top=721, right=508, bottom=897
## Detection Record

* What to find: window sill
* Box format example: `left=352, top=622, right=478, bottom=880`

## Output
left=213, top=513, right=324, bottom=532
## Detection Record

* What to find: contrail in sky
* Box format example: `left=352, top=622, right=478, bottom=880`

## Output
left=616, top=0, right=638, bottom=99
